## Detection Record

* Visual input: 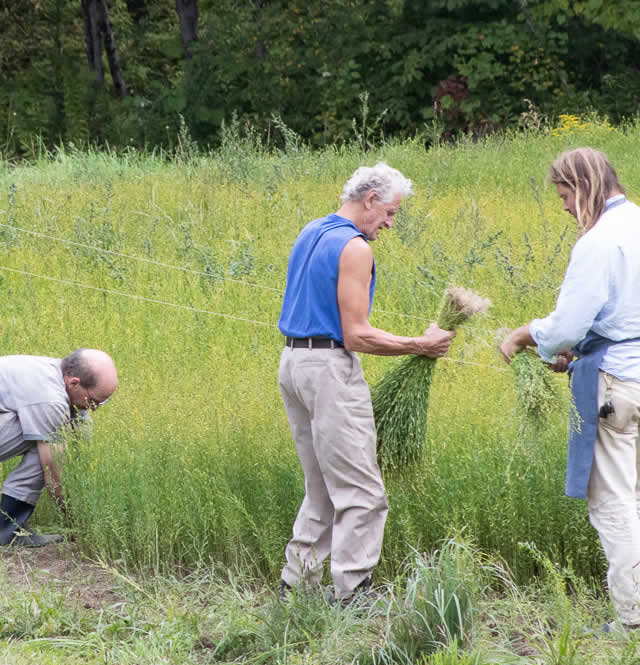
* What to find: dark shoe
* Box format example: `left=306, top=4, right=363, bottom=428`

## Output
left=0, top=494, right=35, bottom=544
left=7, top=530, right=63, bottom=548
left=353, top=576, right=372, bottom=594
left=338, top=576, right=378, bottom=609
left=278, top=579, right=293, bottom=600
left=584, top=620, right=640, bottom=637
left=603, top=620, right=640, bottom=634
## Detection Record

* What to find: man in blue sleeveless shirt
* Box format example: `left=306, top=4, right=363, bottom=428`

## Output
left=278, top=162, right=456, bottom=604
left=500, top=148, right=640, bottom=632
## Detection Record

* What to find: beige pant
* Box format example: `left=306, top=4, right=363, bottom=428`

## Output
left=279, top=345, right=388, bottom=599
left=587, top=371, right=640, bottom=625
left=0, top=412, right=45, bottom=505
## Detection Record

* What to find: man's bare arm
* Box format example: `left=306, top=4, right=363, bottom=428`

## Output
left=337, top=237, right=455, bottom=356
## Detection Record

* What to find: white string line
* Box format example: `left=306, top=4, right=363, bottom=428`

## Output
left=439, top=356, right=509, bottom=372
left=0, top=266, right=277, bottom=328
left=0, top=221, right=472, bottom=327
left=371, top=307, right=440, bottom=322
left=0, top=265, right=518, bottom=375
left=0, top=222, right=283, bottom=293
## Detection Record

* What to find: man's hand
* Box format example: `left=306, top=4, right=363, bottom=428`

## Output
left=415, top=323, right=456, bottom=358
left=547, top=349, right=573, bottom=373
left=499, top=324, right=536, bottom=364
left=499, top=339, right=523, bottom=364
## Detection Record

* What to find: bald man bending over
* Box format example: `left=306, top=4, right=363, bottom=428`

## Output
left=0, top=348, right=118, bottom=547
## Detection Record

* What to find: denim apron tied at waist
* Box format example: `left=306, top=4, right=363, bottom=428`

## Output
left=566, top=331, right=640, bottom=499
left=563, top=195, right=629, bottom=499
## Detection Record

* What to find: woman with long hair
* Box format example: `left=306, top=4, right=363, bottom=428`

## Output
left=500, top=147, right=640, bottom=633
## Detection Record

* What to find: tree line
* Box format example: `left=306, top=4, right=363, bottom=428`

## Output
left=2, top=0, right=640, bottom=156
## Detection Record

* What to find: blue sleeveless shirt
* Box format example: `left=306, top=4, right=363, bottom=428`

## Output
left=278, top=214, right=376, bottom=343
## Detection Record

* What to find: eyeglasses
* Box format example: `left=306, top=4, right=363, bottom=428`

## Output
left=85, top=390, right=110, bottom=410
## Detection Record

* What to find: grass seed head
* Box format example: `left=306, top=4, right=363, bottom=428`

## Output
left=438, top=286, right=491, bottom=330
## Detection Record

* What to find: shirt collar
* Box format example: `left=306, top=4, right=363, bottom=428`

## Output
left=606, top=194, right=625, bottom=207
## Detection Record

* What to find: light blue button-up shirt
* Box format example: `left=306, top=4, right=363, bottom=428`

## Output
left=530, top=196, right=640, bottom=381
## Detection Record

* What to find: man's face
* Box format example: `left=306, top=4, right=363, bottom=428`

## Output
left=66, top=377, right=115, bottom=411
left=362, top=192, right=403, bottom=241
left=556, top=183, right=577, bottom=219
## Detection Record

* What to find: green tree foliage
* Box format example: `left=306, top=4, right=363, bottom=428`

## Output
left=1, top=0, right=639, bottom=155
left=529, top=0, right=640, bottom=120
left=543, top=0, right=640, bottom=40
left=1, top=0, right=81, bottom=152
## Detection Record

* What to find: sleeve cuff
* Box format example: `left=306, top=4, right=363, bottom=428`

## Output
left=529, top=319, right=556, bottom=363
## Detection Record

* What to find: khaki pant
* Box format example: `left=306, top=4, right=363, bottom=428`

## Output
left=2, top=447, right=45, bottom=505
left=279, top=346, right=388, bottom=599
left=588, top=371, right=640, bottom=625
left=0, top=412, right=45, bottom=506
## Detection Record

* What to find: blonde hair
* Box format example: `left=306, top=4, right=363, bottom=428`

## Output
left=550, top=148, right=625, bottom=235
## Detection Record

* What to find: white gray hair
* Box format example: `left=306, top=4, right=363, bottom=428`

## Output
left=340, top=162, right=414, bottom=204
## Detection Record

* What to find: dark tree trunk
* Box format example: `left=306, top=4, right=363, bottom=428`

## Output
left=53, top=0, right=65, bottom=133
left=253, top=0, right=271, bottom=58
left=175, top=0, right=199, bottom=59
left=125, top=0, right=147, bottom=22
left=81, top=0, right=127, bottom=98
left=100, top=0, right=127, bottom=98
left=81, top=0, right=104, bottom=86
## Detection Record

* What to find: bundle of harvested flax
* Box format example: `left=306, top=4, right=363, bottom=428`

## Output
left=509, top=348, right=560, bottom=430
left=372, top=286, right=490, bottom=470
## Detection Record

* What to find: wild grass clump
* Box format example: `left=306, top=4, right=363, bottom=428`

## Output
left=372, top=287, right=490, bottom=469
left=389, top=545, right=475, bottom=658
left=363, top=540, right=499, bottom=665
left=418, top=643, right=486, bottom=665
left=510, top=348, right=561, bottom=430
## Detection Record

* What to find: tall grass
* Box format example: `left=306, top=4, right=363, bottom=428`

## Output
left=0, top=117, right=636, bottom=586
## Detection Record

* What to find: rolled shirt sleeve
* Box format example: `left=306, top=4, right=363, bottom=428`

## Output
left=530, top=236, right=611, bottom=362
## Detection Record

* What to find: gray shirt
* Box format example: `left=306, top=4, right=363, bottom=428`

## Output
left=0, top=355, right=75, bottom=461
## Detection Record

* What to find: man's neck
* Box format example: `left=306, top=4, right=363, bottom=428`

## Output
left=335, top=201, right=362, bottom=229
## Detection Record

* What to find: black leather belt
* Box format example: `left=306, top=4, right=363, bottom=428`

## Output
left=285, top=336, right=344, bottom=349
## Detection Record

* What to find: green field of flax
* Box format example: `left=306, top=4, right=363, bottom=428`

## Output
left=1, top=117, right=639, bottom=586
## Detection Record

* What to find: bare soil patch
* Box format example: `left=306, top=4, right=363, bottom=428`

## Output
left=0, top=542, right=125, bottom=609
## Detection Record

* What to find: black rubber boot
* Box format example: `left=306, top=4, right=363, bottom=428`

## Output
left=0, top=494, right=62, bottom=547
left=278, top=579, right=293, bottom=600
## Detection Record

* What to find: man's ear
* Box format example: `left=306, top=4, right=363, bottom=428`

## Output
left=363, top=189, right=378, bottom=209
left=67, top=376, right=81, bottom=388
